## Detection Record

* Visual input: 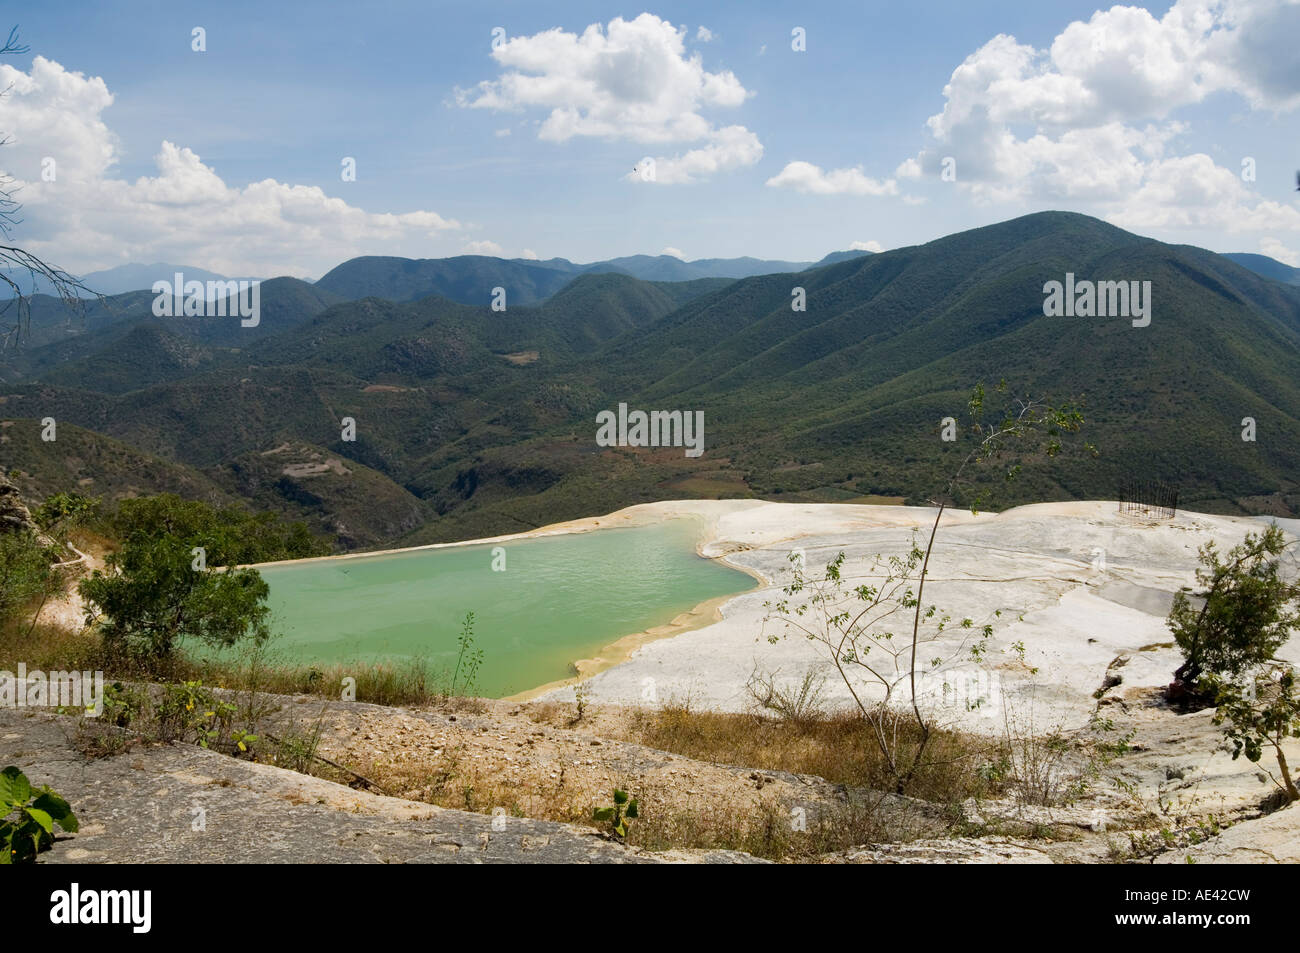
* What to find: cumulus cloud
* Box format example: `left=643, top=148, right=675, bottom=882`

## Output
left=696, top=26, right=714, bottom=42
left=765, top=161, right=898, bottom=196
left=464, top=240, right=504, bottom=256
left=458, top=14, right=761, bottom=183
left=1106, top=153, right=1300, bottom=233
left=897, top=0, right=1300, bottom=236
left=1259, top=237, right=1300, bottom=267
left=627, top=125, right=763, bottom=184
left=0, top=56, right=460, bottom=276
left=661, top=246, right=686, bottom=259
left=519, top=248, right=540, bottom=259
left=850, top=240, right=884, bottom=252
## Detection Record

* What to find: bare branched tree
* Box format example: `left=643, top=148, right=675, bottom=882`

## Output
left=763, top=381, right=1092, bottom=794
left=0, top=26, right=97, bottom=350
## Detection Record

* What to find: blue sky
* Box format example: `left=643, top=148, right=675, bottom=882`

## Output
left=2, top=0, right=1298, bottom=277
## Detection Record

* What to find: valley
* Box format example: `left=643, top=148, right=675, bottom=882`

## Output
left=4, top=211, right=1300, bottom=553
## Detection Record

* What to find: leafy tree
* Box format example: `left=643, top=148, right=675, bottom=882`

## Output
left=1166, top=525, right=1300, bottom=708
left=0, top=529, right=53, bottom=629
left=1209, top=666, right=1300, bottom=802
left=107, top=494, right=326, bottom=565
left=33, top=492, right=100, bottom=547
left=79, top=534, right=270, bottom=663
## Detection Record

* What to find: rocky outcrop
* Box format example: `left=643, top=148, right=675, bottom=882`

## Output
left=0, top=472, right=36, bottom=534
left=1153, top=804, right=1300, bottom=864
left=1, top=709, right=765, bottom=864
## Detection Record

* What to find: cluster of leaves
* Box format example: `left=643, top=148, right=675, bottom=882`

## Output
left=593, top=789, right=638, bottom=838
left=0, top=766, right=78, bottom=864
left=1209, top=667, right=1300, bottom=801
left=94, top=680, right=258, bottom=757
left=156, top=681, right=241, bottom=749
left=32, top=491, right=100, bottom=547
left=952, top=380, right=1091, bottom=512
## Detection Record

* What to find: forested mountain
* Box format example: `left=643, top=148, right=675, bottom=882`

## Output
left=4, top=212, right=1299, bottom=549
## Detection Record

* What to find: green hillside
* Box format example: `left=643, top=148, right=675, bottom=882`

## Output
left=6, top=212, right=1300, bottom=547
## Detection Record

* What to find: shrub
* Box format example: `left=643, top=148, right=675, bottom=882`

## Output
left=0, top=766, right=78, bottom=864
left=1167, top=524, right=1300, bottom=708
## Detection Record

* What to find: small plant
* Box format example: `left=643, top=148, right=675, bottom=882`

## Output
left=1209, top=665, right=1300, bottom=802
left=746, top=667, right=827, bottom=724
left=100, top=681, right=148, bottom=728
left=572, top=683, right=590, bottom=724
left=156, top=680, right=237, bottom=748
left=0, top=766, right=78, bottom=864
left=449, top=611, right=484, bottom=697
left=268, top=713, right=327, bottom=774
left=230, top=728, right=258, bottom=756
left=593, top=789, right=639, bottom=838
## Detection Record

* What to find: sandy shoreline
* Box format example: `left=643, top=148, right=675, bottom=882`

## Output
left=242, top=502, right=732, bottom=569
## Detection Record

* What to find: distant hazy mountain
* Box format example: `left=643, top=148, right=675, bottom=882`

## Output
left=3, top=276, right=343, bottom=389
left=6, top=251, right=873, bottom=307
left=314, top=249, right=873, bottom=304
left=313, top=255, right=580, bottom=306
left=1, top=262, right=263, bottom=298
left=1224, top=253, right=1300, bottom=286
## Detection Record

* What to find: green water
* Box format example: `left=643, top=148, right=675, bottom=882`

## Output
left=252, top=519, right=752, bottom=697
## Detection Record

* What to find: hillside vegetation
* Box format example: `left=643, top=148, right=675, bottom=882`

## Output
left=4, top=211, right=1300, bottom=547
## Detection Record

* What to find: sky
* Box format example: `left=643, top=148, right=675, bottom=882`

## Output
left=0, top=0, right=1298, bottom=278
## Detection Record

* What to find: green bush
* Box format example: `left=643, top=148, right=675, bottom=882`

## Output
left=0, top=766, right=78, bottom=864
left=80, top=535, right=271, bottom=663
left=0, top=530, right=54, bottom=629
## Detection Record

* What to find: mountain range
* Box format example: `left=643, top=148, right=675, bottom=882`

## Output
left=3, top=212, right=1299, bottom=550
left=1, top=250, right=869, bottom=302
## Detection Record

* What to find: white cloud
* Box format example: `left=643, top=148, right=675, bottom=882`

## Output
left=464, top=240, right=504, bottom=256
left=494, top=127, right=512, bottom=137
left=765, top=160, right=898, bottom=196
left=519, top=248, right=540, bottom=259
left=1104, top=153, right=1300, bottom=233
left=895, top=158, right=923, bottom=179
left=457, top=14, right=750, bottom=144
left=1259, top=237, right=1300, bottom=267
left=850, top=240, right=884, bottom=252
left=628, top=125, right=763, bottom=185
left=896, top=0, right=1300, bottom=236
left=696, top=26, right=714, bottom=42
left=0, top=56, right=460, bottom=276
left=458, top=14, right=761, bottom=183
left=661, top=246, right=686, bottom=259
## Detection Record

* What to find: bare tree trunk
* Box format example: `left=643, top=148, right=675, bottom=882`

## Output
left=1276, top=745, right=1300, bottom=802
left=899, top=503, right=944, bottom=793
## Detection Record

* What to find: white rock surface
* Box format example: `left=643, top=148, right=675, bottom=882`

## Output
left=539, top=500, right=1300, bottom=736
